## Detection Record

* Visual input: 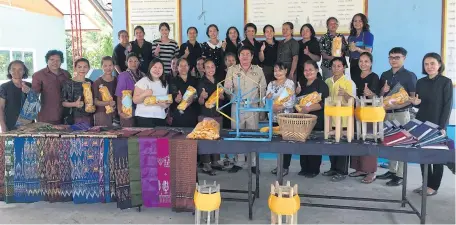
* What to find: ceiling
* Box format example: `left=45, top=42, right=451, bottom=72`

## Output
left=47, top=0, right=112, bottom=31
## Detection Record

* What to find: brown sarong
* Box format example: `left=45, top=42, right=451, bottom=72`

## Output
left=169, top=139, right=197, bottom=212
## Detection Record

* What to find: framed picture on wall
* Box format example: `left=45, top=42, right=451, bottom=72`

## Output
left=125, top=0, right=182, bottom=44
left=244, top=0, right=368, bottom=36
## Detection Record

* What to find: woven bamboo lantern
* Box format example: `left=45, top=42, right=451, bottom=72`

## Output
left=268, top=181, right=300, bottom=224
left=194, top=181, right=221, bottom=225
left=355, top=96, right=386, bottom=142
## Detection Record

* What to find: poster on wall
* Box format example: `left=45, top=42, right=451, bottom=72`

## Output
left=245, top=0, right=367, bottom=35
left=126, top=0, right=181, bottom=44
left=443, top=0, right=455, bottom=85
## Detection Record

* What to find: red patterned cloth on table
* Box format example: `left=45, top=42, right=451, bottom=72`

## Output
left=44, top=137, right=72, bottom=202
left=0, top=136, right=5, bottom=201
left=169, top=138, right=197, bottom=212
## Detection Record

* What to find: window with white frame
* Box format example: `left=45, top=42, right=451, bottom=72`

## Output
left=0, top=48, right=36, bottom=81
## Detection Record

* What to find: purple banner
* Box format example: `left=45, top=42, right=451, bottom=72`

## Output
left=139, top=138, right=159, bottom=207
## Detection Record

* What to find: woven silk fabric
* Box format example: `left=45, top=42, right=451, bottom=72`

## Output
left=139, top=138, right=159, bottom=207
left=15, top=91, right=41, bottom=127
left=169, top=139, right=197, bottom=212
left=44, top=137, right=72, bottom=202
left=4, top=138, right=14, bottom=203
left=14, top=137, right=43, bottom=203
left=113, top=138, right=132, bottom=209
left=108, top=140, right=116, bottom=201
left=156, top=138, right=171, bottom=207
left=0, top=136, right=5, bottom=201
left=127, top=137, right=143, bottom=207
left=102, top=138, right=111, bottom=203
left=71, top=138, right=103, bottom=204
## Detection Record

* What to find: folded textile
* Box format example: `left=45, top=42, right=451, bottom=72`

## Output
left=15, top=91, right=41, bottom=127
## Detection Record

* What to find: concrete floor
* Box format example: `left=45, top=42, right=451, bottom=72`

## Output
left=0, top=159, right=454, bottom=224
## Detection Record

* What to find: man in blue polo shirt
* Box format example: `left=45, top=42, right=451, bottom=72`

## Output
left=377, top=47, right=417, bottom=186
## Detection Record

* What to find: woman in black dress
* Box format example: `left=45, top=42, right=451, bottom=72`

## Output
left=295, top=60, right=329, bottom=177
left=201, top=24, right=224, bottom=74
left=61, top=58, right=94, bottom=125
left=222, top=26, right=241, bottom=62
left=410, top=53, right=453, bottom=196
left=297, top=24, right=321, bottom=83
left=170, top=58, right=199, bottom=127
left=349, top=52, right=379, bottom=184
left=259, top=24, right=279, bottom=85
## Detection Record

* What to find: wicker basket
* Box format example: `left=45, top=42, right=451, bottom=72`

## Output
left=277, top=113, right=317, bottom=142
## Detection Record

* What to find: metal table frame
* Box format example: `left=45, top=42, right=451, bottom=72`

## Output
left=276, top=154, right=430, bottom=224
left=218, top=153, right=260, bottom=220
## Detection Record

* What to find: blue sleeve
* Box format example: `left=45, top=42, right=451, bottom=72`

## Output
left=364, top=32, right=374, bottom=49
left=407, top=72, right=417, bottom=93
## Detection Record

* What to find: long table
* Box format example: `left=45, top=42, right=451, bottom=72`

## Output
left=195, top=131, right=455, bottom=224
left=1, top=126, right=454, bottom=224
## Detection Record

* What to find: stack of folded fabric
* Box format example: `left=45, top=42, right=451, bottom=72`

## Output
left=383, top=119, right=453, bottom=150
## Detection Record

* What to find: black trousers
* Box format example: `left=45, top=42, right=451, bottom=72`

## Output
left=136, top=116, right=167, bottom=128
left=350, top=58, right=361, bottom=84
left=330, top=156, right=349, bottom=175
left=282, top=154, right=322, bottom=172
left=420, top=164, right=444, bottom=190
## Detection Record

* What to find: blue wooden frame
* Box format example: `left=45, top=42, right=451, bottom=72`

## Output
left=218, top=74, right=273, bottom=142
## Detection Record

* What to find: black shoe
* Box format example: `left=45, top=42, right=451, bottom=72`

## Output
left=322, top=170, right=337, bottom=176
left=298, top=170, right=307, bottom=176
left=386, top=176, right=403, bottom=186
left=305, top=173, right=318, bottom=178
left=251, top=166, right=260, bottom=175
left=228, top=165, right=242, bottom=173
left=377, top=171, right=395, bottom=180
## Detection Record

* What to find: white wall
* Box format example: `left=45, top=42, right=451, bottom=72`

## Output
left=0, top=6, right=67, bottom=78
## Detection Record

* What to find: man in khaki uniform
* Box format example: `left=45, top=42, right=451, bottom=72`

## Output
left=224, top=46, right=267, bottom=174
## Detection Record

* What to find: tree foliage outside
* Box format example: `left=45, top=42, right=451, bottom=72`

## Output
left=66, top=16, right=113, bottom=76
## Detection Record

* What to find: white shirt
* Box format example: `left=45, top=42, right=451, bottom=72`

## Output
left=135, top=77, right=168, bottom=119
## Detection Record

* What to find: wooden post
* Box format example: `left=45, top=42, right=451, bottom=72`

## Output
left=346, top=98, right=354, bottom=143
left=324, top=98, right=331, bottom=140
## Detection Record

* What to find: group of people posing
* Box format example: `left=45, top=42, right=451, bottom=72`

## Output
left=0, top=13, right=452, bottom=197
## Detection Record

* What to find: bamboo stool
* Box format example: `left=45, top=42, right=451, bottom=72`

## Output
left=268, top=181, right=300, bottom=225
left=355, top=96, right=386, bottom=142
left=324, top=97, right=354, bottom=142
left=194, top=181, right=221, bottom=225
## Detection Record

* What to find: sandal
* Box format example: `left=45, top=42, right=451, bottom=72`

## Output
left=361, top=174, right=376, bottom=184
left=271, top=167, right=278, bottom=175
left=349, top=171, right=368, bottom=177
left=331, top=174, right=346, bottom=182
left=322, top=170, right=337, bottom=176
left=413, top=186, right=423, bottom=193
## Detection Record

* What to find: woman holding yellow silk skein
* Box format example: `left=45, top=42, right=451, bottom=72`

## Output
left=170, top=58, right=199, bottom=127
left=61, top=58, right=94, bottom=125
left=133, top=58, right=170, bottom=127
left=115, top=53, right=146, bottom=127
left=294, top=60, right=329, bottom=178
left=322, top=57, right=355, bottom=182
left=93, top=56, right=118, bottom=126
left=266, top=62, right=295, bottom=177
left=196, top=58, right=226, bottom=175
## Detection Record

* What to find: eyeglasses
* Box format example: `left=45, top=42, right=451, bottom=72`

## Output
left=388, top=56, right=402, bottom=61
